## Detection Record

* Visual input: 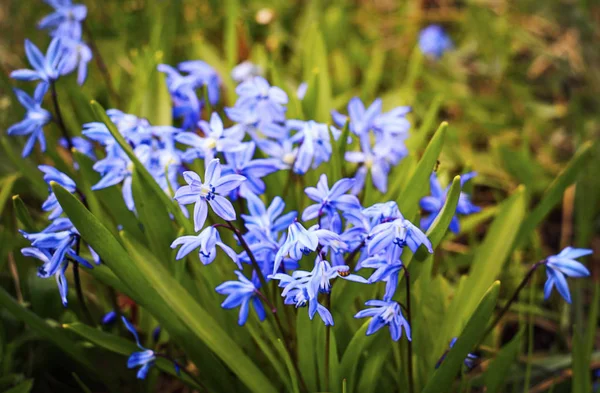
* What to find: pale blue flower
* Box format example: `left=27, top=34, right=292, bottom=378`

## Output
left=170, top=226, right=239, bottom=266
left=8, top=85, right=51, bottom=157
left=273, top=221, right=319, bottom=274
left=222, top=142, right=281, bottom=197
left=39, top=165, right=76, bottom=220
left=11, top=38, right=67, bottom=88
left=355, top=299, right=411, bottom=341
left=122, top=316, right=156, bottom=379
left=368, top=211, right=433, bottom=255
left=173, top=159, right=245, bottom=231
left=56, top=37, right=92, bottom=85
left=38, top=0, right=87, bottom=39
left=216, top=271, right=266, bottom=326
left=241, top=193, right=297, bottom=242
left=302, top=174, right=360, bottom=221
left=419, top=25, right=453, bottom=59
left=231, top=61, right=263, bottom=83
left=543, top=247, right=592, bottom=303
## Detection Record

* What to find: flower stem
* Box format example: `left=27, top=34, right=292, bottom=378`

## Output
left=482, top=260, right=544, bottom=340
left=219, top=221, right=309, bottom=392
left=402, top=266, right=414, bottom=393
left=73, top=236, right=95, bottom=326
left=83, top=21, right=120, bottom=106
left=50, top=81, right=73, bottom=151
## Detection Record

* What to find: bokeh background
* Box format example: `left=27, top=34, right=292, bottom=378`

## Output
left=0, top=0, right=599, bottom=392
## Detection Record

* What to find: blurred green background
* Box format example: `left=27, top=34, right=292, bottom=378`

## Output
left=0, top=0, right=599, bottom=392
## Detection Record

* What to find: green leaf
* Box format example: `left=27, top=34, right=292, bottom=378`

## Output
left=422, top=281, right=500, bottom=393
left=4, top=379, right=33, bottom=393
left=89, top=100, right=193, bottom=234
left=0, top=174, right=18, bottom=218
left=361, top=44, right=386, bottom=101
left=483, top=329, right=523, bottom=393
left=437, top=187, right=526, bottom=348
left=338, top=321, right=370, bottom=393
left=131, top=168, right=175, bottom=264
left=64, top=323, right=201, bottom=390
left=0, top=137, right=46, bottom=199
left=398, top=122, right=448, bottom=220
left=515, top=142, right=593, bottom=248
left=224, top=0, right=239, bottom=70
left=301, top=25, right=332, bottom=122
left=12, top=195, right=36, bottom=232
left=52, top=182, right=278, bottom=393
left=276, top=339, right=301, bottom=393
left=406, top=94, right=444, bottom=152
left=0, top=287, right=98, bottom=376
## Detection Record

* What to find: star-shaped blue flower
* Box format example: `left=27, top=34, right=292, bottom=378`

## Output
left=355, top=299, right=411, bottom=341
left=8, top=85, right=51, bottom=157
left=544, top=247, right=592, bottom=303
left=122, top=317, right=156, bottom=379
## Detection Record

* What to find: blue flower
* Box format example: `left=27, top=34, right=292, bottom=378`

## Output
left=170, top=226, right=239, bottom=266
left=231, top=61, right=263, bottom=83
left=122, top=316, right=156, bottom=379
left=158, top=64, right=204, bottom=130
left=176, top=113, right=244, bottom=161
left=273, top=221, right=319, bottom=273
left=39, top=165, right=76, bottom=220
left=345, top=138, right=391, bottom=194
left=419, top=25, right=453, bottom=59
left=38, top=0, right=87, bottom=39
left=354, top=299, right=411, bottom=341
left=420, top=172, right=480, bottom=233
left=173, top=158, right=246, bottom=231
left=233, top=76, right=288, bottom=123
left=57, top=37, right=92, bottom=85
left=215, top=271, right=266, bottom=326
left=362, top=245, right=404, bottom=301
left=543, top=247, right=592, bottom=303
left=11, top=38, right=67, bottom=88
left=368, top=209, right=433, bottom=255
left=283, top=285, right=334, bottom=326
left=178, top=60, right=221, bottom=105
left=101, top=310, right=117, bottom=325
left=288, top=120, right=340, bottom=174
left=8, top=85, right=51, bottom=157
left=302, top=174, right=361, bottom=221
left=256, top=139, right=298, bottom=169
left=59, top=136, right=96, bottom=159
left=222, top=142, right=281, bottom=197
left=331, top=97, right=382, bottom=136
left=241, top=193, right=297, bottom=242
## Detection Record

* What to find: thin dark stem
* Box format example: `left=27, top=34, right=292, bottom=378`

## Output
left=324, top=295, right=331, bottom=392
left=73, top=236, right=95, bottom=326
left=83, top=21, right=120, bottom=106
left=217, top=221, right=308, bottom=392
left=482, top=261, right=544, bottom=340
left=402, top=266, right=414, bottom=393
left=154, top=353, right=207, bottom=392
left=50, top=81, right=73, bottom=151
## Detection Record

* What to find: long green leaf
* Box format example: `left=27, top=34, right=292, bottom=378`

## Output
left=483, top=329, right=523, bottom=393
left=515, top=142, right=593, bottom=248
left=12, top=195, right=36, bottom=232
left=398, top=122, right=448, bottom=220
left=338, top=321, right=370, bottom=393
left=4, top=379, right=33, bottom=393
left=422, top=281, right=500, bottom=393
left=64, top=323, right=201, bottom=390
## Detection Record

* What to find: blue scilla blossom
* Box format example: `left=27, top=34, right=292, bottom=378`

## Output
left=38, top=0, right=87, bottom=39
left=178, top=60, right=221, bottom=106
left=176, top=112, right=244, bottom=161
left=225, top=105, right=288, bottom=141
left=419, top=25, right=453, bottom=59
left=231, top=61, right=263, bottom=83
left=170, top=226, right=239, bottom=266
left=122, top=317, right=156, bottom=379
left=331, top=97, right=382, bottom=136
left=273, top=221, right=319, bottom=274
left=289, top=120, right=340, bottom=175
left=285, top=285, right=334, bottom=326
left=543, top=247, right=592, bottom=303
left=302, top=174, right=361, bottom=222
left=363, top=201, right=401, bottom=223
left=173, top=159, right=246, bottom=231
left=234, top=76, right=288, bottom=123
left=39, top=165, right=76, bottom=220
left=222, top=142, right=281, bottom=198
left=345, top=138, right=391, bottom=194
left=215, top=271, right=266, bottom=326
left=420, top=171, right=480, bottom=233
left=363, top=245, right=404, bottom=301
left=158, top=64, right=203, bottom=130
left=256, top=139, right=298, bottom=170
left=308, top=258, right=367, bottom=296
left=355, top=300, right=411, bottom=341
left=296, top=82, right=308, bottom=100
left=11, top=38, right=66, bottom=88
left=59, top=136, right=96, bottom=159
left=92, top=144, right=151, bottom=211
left=21, top=218, right=95, bottom=306
left=83, top=109, right=152, bottom=147
left=368, top=209, right=433, bottom=255
left=101, top=310, right=118, bottom=325
left=8, top=85, right=51, bottom=157
left=241, top=194, right=297, bottom=242
left=57, top=37, right=92, bottom=85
